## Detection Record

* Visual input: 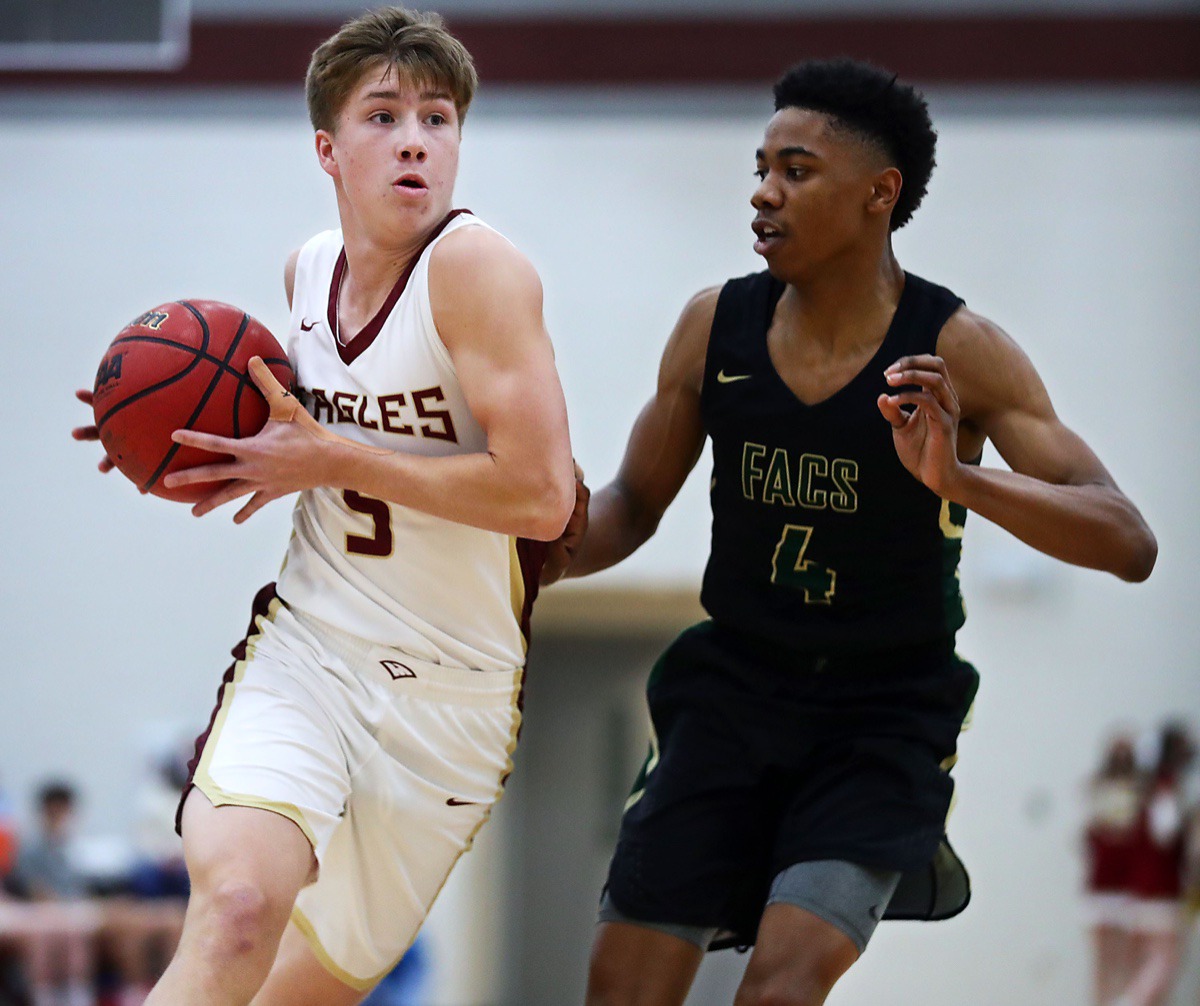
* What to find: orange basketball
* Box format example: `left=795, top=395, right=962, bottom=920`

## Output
left=91, top=300, right=294, bottom=502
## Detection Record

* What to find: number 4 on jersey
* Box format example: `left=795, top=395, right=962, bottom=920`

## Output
left=771, top=524, right=836, bottom=604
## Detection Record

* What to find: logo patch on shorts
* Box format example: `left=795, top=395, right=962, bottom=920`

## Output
left=380, top=659, right=416, bottom=679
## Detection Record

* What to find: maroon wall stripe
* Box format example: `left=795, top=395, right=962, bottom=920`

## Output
left=2, top=14, right=1197, bottom=90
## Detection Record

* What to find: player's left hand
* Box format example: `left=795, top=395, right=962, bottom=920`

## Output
left=539, top=462, right=590, bottom=586
left=164, top=357, right=388, bottom=523
left=71, top=389, right=117, bottom=474
left=877, top=354, right=964, bottom=497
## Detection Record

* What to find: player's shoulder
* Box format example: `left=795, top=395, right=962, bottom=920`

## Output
left=937, top=305, right=1049, bottom=420
left=427, top=217, right=530, bottom=279
left=429, top=218, right=542, bottom=312
left=938, top=305, right=1024, bottom=375
left=659, top=285, right=723, bottom=391
left=289, top=229, right=343, bottom=278
left=293, top=228, right=343, bottom=261
left=285, top=230, right=342, bottom=308
left=675, top=284, right=722, bottom=337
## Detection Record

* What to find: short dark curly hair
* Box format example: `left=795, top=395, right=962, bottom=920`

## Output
left=773, top=58, right=936, bottom=231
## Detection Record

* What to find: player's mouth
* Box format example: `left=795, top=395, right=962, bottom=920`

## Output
left=752, top=218, right=785, bottom=256
left=393, top=173, right=428, bottom=196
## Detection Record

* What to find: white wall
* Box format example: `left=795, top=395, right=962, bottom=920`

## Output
left=1, top=87, right=1197, bottom=1003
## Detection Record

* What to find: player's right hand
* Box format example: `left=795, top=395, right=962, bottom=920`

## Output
left=72, top=389, right=116, bottom=473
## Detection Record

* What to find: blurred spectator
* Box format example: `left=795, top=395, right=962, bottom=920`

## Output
left=1117, top=722, right=1196, bottom=1006
left=11, top=784, right=86, bottom=904
left=1186, top=792, right=1200, bottom=1006
left=0, top=783, right=16, bottom=882
left=127, top=747, right=188, bottom=902
left=0, top=775, right=30, bottom=1005
left=8, top=781, right=100, bottom=1006
left=96, top=746, right=189, bottom=1006
left=1084, top=732, right=1141, bottom=1005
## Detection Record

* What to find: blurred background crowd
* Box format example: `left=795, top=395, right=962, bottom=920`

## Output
left=2, top=718, right=1195, bottom=1006
left=0, top=746, right=430, bottom=1006
left=1083, top=722, right=1199, bottom=1006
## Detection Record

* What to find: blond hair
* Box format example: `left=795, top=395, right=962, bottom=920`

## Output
left=306, top=6, right=478, bottom=133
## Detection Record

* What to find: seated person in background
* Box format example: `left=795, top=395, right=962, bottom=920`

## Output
left=9, top=780, right=100, bottom=1006
left=1083, top=733, right=1142, bottom=1006
left=12, top=784, right=87, bottom=905
left=1119, top=723, right=1196, bottom=1006
left=128, top=746, right=189, bottom=902
left=0, top=781, right=16, bottom=882
left=100, top=748, right=190, bottom=1006
left=0, top=776, right=30, bottom=1004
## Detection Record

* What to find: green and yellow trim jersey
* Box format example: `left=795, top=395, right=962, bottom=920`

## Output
left=699, top=270, right=971, bottom=653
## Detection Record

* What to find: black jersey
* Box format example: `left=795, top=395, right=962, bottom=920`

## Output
left=699, top=270, right=969, bottom=653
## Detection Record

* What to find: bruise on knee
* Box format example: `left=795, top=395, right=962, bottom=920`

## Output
left=203, top=880, right=282, bottom=961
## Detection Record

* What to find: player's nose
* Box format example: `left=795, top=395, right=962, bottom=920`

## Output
left=751, top=176, right=781, bottom=210
left=395, top=121, right=427, bottom=161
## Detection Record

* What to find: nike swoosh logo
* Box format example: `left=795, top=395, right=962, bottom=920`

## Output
left=716, top=370, right=752, bottom=384
left=446, top=797, right=480, bottom=807
left=300, top=319, right=317, bottom=331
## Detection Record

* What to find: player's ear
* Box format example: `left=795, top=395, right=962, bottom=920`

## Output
left=315, top=129, right=338, bottom=178
left=867, top=166, right=902, bottom=218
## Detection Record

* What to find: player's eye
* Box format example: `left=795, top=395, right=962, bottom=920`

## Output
left=786, top=165, right=808, bottom=180
left=370, top=111, right=395, bottom=124
left=426, top=112, right=447, bottom=126
left=754, top=168, right=767, bottom=181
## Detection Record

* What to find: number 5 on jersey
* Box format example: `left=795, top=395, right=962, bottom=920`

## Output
left=771, top=524, right=836, bottom=604
left=344, top=490, right=393, bottom=557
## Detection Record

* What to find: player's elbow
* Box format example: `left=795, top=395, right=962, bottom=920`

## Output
left=521, top=468, right=576, bottom=541
left=1116, top=526, right=1157, bottom=583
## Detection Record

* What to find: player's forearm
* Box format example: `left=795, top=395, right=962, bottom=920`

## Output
left=565, top=482, right=660, bottom=578
left=947, top=464, right=1157, bottom=582
left=328, top=440, right=574, bottom=541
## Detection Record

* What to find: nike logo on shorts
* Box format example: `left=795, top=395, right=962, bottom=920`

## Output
left=716, top=370, right=752, bottom=384
left=300, top=318, right=318, bottom=331
left=446, top=797, right=479, bottom=807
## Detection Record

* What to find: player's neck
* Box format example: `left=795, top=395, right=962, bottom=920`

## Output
left=341, top=231, right=425, bottom=303
left=334, top=225, right=429, bottom=340
left=779, top=249, right=904, bottom=352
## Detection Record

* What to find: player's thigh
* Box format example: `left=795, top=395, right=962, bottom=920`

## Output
left=188, top=602, right=354, bottom=862
left=586, top=921, right=704, bottom=1006
left=289, top=674, right=521, bottom=988
left=733, top=904, right=859, bottom=1006
left=251, top=921, right=367, bottom=1006
left=180, top=788, right=315, bottom=906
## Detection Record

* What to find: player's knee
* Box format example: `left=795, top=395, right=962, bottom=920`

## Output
left=733, top=976, right=833, bottom=1006
left=202, top=879, right=283, bottom=962
left=585, top=951, right=637, bottom=1005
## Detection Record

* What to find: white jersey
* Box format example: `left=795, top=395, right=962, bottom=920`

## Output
left=275, top=212, right=541, bottom=672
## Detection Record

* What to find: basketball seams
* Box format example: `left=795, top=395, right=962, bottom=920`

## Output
left=94, top=313, right=213, bottom=434
left=93, top=299, right=293, bottom=502
left=140, top=303, right=251, bottom=493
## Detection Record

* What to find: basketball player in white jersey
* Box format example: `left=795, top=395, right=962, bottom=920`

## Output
left=75, top=8, right=575, bottom=1004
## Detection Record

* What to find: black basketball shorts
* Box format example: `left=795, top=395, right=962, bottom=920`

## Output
left=603, top=620, right=979, bottom=949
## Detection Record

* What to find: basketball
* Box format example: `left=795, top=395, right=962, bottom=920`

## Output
left=91, top=300, right=294, bottom=502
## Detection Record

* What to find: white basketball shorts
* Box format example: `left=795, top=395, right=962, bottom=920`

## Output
left=187, top=587, right=523, bottom=989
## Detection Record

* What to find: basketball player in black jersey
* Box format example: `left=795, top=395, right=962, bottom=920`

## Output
left=548, top=59, right=1157, bottom=1005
